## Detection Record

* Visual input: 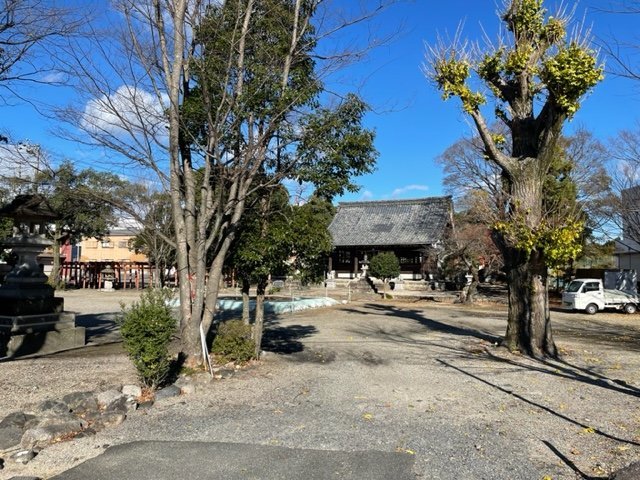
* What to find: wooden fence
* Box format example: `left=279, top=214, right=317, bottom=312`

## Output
left=60, top=261, right=157, bottom=289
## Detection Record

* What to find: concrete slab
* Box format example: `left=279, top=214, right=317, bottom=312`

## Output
left=50, top=441, right=415, bottom=480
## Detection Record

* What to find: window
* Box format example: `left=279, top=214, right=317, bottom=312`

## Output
left=101, top=240, right=113, bottom=248
left=584, top=282, right=600, bottom=293
left=85, top=240, right=98, bottom=249
left=337, top=250, right=351, bottom=264
left=117, top=240, right=128, bottom=248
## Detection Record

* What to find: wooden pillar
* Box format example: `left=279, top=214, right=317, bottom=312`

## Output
left=353, top=255, right=359, bottom=279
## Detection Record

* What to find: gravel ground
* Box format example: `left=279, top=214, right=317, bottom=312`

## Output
left=1, top=290, right=640, bottom=480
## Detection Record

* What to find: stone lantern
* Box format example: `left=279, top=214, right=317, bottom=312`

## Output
left=0, top=194, right=85, bottom=357
left=101, top=264, right=116, bottom=291
left=0, top=194, right=58, bottom=304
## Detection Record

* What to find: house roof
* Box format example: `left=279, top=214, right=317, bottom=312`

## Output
left=329, top=196, right=453, bottom=247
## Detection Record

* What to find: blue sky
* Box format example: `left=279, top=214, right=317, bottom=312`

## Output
left=3, top=0, right=640, bottom=203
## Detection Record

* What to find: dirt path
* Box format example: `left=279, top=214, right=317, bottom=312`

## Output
left=2, top=294, right=639, bottom=479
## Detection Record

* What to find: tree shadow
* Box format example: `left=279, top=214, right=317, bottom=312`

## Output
left=552, top=317, right=640, bottom=353
left=542, top=441, right=605, bottom=480
left=0, top=330, right=47, bottom=359
left=437, top=359, right=640, bottom=447
left=348, top=303, right=502, bottom=344
left=345, top=303, right=640, bottom=400
left=483, top=350, right=640, bottom=399
left=75, top=312, right=122, bottom=344
left=261, top=322, right=317, bottom=355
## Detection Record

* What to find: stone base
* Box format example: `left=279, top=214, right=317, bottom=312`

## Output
left=0, top=311, right=75, bottom=334
left=0, top=312, right=85, bottom=358
left=0, top=295, right=63, bottom=316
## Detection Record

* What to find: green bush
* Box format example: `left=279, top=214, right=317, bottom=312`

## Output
left=211, top=320, right=255, bottom=364
left=369, top=252, right=401, bottom=281
left=119, top=288, right=177, bottom=390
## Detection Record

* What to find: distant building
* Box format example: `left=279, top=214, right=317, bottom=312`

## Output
left=615, top=186, right=640, bottom=271
left=76, top=217, right=147, bottom=263
left=328, top=196, right=454, bottom=280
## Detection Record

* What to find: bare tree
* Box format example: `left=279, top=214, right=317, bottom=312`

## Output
left=58, top=0, right=391, bottom=366
left=594, top=1, right=640, bottom=82
left=607, top=123, right=640, bottom=246
left=0, top=0, right=85, bottom=100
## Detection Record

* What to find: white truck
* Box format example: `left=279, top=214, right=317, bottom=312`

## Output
left=561, top=278, right=639, bottom=314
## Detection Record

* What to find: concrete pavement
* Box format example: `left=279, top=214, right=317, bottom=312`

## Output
left=50, top=441, right=415, bottom=480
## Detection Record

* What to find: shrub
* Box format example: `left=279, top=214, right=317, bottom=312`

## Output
left=211, top=320, right=255, bottom=364
left=369, top=252, right=401, bottom=282
left=119, top=288, right=177, bottom=390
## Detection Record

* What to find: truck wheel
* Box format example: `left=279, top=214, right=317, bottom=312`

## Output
left=585, top=303, right=598, bottom=315
left=624, top=303, right=637, bottom=314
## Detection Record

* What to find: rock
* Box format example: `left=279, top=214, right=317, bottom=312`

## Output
left=34, top=400, right=69, bottom=415
left=103, top=394, right=136, bottom=415
left=179, top=383, right=196, bottom=395
left=0, top=413, right=32, bottom=451
left=0, top=424, right=23, bottom=451
left=0, top=456, right=4, bottom=469
left=10, top=449, right=37, bottom=464
left=21, top=416, right=85, bottom=449
left=138, top=400, right=154, bottom=410
left=84, top=410, right=126, bottom=431
left=73, top=428, right=96, bottom=439
left=33, top=413, right=87, bottom=430
left=94, top=412, right=126, bottom=430
left=175, top=378, right=196, bottom=394
left=154, top=385, right=181, bottom=400
left=61, top=392, right=98, bottom=414
left=0, top=412, right=35, bottom=429
left=610, top=461, right=640, bottom=480
left=122, top=384, right=142, bottom=398
left=96, top=390, right=126, bottom=410
left=7, top=477, right=42, bottom=480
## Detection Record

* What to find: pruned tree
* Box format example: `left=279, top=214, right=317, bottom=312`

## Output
left=60, top=0, right=382, bottom=366
left=426, top=0, right=603, bottom=357
left=368, top=251, right=400, bottom=299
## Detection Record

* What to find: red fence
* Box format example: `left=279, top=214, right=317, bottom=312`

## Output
left=60, top=261, right=156, bottom=289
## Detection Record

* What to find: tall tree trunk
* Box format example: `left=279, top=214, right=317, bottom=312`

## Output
left=48, top=235, right=63, bottom=289
left=497, top=165, right=557, bottom=358
left=501, top=247, right=556, bottom=358
left=463, top=264, right=479, bottom=304
left=253, top=278, right=267, bottom=359
left=241, top=276, right=250, bottom=324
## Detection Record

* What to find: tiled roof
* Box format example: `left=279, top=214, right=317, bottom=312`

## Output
left=329, top=196, right=453, bottom=247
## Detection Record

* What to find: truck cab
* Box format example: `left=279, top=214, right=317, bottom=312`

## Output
left=562, top=278, right=638, bottom=314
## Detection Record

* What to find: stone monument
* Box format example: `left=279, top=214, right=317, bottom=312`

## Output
left=0, top=194, right=85, bottom=357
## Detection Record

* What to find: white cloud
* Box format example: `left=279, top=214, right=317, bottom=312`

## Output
left=359, top=190, right=374, bottom=201
left=389, top=184, right=429, bottom=198
left=41, top=72, right=67, bottom=84
left=82, top=85, right=169, bottom=144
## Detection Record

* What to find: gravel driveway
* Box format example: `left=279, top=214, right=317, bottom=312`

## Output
left=2, top=292, right=640, bottom=479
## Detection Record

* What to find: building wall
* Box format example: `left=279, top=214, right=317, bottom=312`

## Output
left=77, top=234, right=147, bottom=263
left=615, top=239, right=640, bottom=273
